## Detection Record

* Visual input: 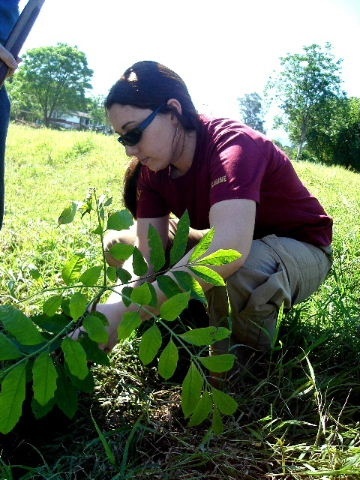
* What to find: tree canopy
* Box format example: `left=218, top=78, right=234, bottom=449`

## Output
left=8, top=43, right=93, bottom=126
left=238, top=92, right=265, bottom=133
left=266, top=43, right=345, bottom=158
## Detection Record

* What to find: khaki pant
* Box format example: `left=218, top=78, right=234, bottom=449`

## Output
left=104, top=225, right=332, bottom=352
left=206, top=235, right=332, bottom=352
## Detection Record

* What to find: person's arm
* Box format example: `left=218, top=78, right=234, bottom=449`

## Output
left=97, top=199, right=256, bottom=349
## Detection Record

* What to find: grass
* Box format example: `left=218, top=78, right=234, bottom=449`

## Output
left=1, top=124, right=360, bottom=479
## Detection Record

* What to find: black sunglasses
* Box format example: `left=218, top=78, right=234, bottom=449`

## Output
left=117, top=105, right=163, bottom=147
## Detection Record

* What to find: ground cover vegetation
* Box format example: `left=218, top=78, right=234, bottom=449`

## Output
left=0, top=124, right=359, bottom=479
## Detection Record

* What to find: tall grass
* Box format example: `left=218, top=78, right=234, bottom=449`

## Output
left=1, top=124, right=360, bottom=479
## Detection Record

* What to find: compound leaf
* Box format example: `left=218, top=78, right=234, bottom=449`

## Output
left=188, top=391, right=213, bottom=427
left=0, top=333, right=23, bottom=361
left=79, top=266, right=102, bottom=286
left=148, top=224, right=165, bottom=272
left=157, top=274, right=182, bottom=298
left=189, top=228, right=215, bottom=262
left=32, top=352, right=58, bottom=406
left=62, top=254, right=85, bottom=286
left=139, top=324, right=162, bottom=365
left=0, top=305, right=45, bottom=345
left=195, top=249, right=241, bottom=266
left=109, top=243, right=134, bottom=262
left=0, top=363, right=27, bottom=434
left=83, top=313, right=109, bottom=344
left=117, top=311, right=142, bottom=340
left=181, top=362, right=203, bottom=418
left=212, top=387, right=238, bottom=415
left=198, top=354, right=235, bottom=373
left=43, top=295, right=63, bottom=317
left=158, top=339, right=179, bottom=379
left=132, top=246, right=148, bottom=276
left=130, top=283, right=152, bottom=306
left=179, top=326, right=231, bottom=347
left=169, top=211, right=190, bottom=266
left=160, top=291, right=190, bottom=321
left=69, top=292, right=88, bottom=321
left=58, top=201, right=78, bottom=225
left=107, top=209, right=133, bottom=231
left=189, top=265, right=225, bottom=286
left=61, top=337, right=88, bottom=380
left=172, top=271, right=207, bottom=303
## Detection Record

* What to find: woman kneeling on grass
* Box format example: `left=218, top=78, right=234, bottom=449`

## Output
left=95, top=60, right=333, bottom=355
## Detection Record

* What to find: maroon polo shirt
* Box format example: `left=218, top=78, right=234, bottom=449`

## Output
left=136, top=116, right=332, bottom=247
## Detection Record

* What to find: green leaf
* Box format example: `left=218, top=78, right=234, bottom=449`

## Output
left=32, top=352, right=58, bottom=406
left=189, top=265, right=225, bottom=286
left=0, top=333, right=23, bottom=360
left=179, top=327, right=231, bottom=347
left=58, top=201, right=78, bottom=225
left=79, top=266, right=102, bottom=286
left=211, top=407, right=224, bottom=434
left=43, top=295, right=63, bottom=317
left=121, top=286, right=133, bottom=307
left=116, top=267, right=132, bottom=284
left=189, top=228, right=215, bottom=262
left=62, top=254, right=85, bottom=285
left=132, top=246, right=148, bottom=276
left=69, top=292, right=88, bottom=321
left=181, top=362, right=204, bottom=418
left=117, top=311, right=142, bottom=340
left=32, top=313, right=70, bottom=335
left=0, top=305, right=45, bottom=345
left=198, top=354, right=235, bottom=373
left=107, top=209, right=133, bottom=231
left=172, top=271, right=207, bottom=303
left=109, top=243, right=134, bottom=262
left=130, top=283, right=152, bottom=305
left=160, top=291, right=190, bottom=321
left=195, top=249, right=242, bottom=266
left=107, top=266, right=117, bottom=282
left=146, top=282, right=159, bottom=307
left=211, top=387, right=238, bottom=415
left=80, top=335, right=110, bottom=366
left=188, top=391, right=213, bottom=427
left=157, top=274, right=182, bottom=298
left=61, top=337, right=89, bottom=380
left=148, top=224, right=165, bottom=272
left=55, top=366, right=78, bottom=419
left=83, top=313, right=109, bottom=344
left=0, top=363, right=27, bottom=434
left=139, top=324, right=162, bottom=365
left=169, top=211, right=190, bottom=266
left=158, top=339, right=179, bottom=379
left=31, top=397, right=55, bottom=420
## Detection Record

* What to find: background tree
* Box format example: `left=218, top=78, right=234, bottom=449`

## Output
left=86, top=95, right=109, bottom=132
left=8, top=43, right=93, bottom=126
left=266, top=43, right=345, bottom=158
left=238, top=92, right=265, bottom=133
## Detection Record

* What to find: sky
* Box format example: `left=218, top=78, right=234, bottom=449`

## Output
left=18, top=0, right=360, bottom=139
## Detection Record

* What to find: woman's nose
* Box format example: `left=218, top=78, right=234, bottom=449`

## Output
left=125, top=145, right=139, bottom=157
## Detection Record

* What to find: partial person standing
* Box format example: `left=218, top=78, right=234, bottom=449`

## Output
left=0, top=0, right=20, bottom=229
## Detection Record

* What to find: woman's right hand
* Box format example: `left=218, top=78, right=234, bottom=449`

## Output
left=0, top=44, right=19, bottom=77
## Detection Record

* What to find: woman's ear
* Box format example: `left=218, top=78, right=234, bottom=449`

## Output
left=166, top=98, right=182, bottom=116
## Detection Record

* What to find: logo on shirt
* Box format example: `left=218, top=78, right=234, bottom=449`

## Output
left=211, top=175, right=227, bottom=188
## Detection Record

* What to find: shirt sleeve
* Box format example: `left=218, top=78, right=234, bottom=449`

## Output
left=208, top=127, right=268, bottom=206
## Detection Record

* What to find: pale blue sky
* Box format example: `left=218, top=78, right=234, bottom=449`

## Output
left=19, top=0, right=360, bottom=138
